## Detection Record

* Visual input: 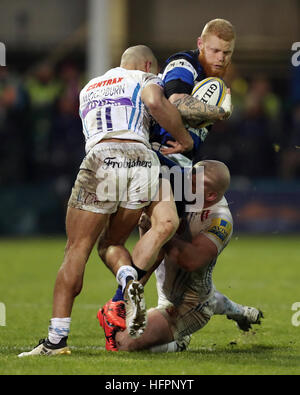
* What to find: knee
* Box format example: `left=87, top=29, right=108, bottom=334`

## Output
left=153, top=215, right=179, bottom=242
left=61, top=240, right=91, bottom=296
left=57, top=262, right=83, bottom=298
left=116, top=332, right=139, bottom=352
left=65, top=237, right=92, bottom=259
left=70, top=279, right=83, bottom=298
left=97, top=242, right=107, bottom=262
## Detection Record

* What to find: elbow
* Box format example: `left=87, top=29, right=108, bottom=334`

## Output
left=146, top=97, right=163, bottom=117
left=168, top=93, right=187, bottom=106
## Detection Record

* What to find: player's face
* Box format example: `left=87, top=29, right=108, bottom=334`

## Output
left=198, top=34, right=234, bottom=77
left=191, top=169, right=207, bottom=194
left=191, top=170, right=217, bottom=208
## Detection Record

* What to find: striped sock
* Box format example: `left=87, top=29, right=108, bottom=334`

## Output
left=48, top=317, right=71, bottom=345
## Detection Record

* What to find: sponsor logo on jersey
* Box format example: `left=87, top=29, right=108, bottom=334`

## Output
left=87, top=77, right=124, bottom=91
left=207, top=218, right=232, bottom=243
left=102, top=156, right=152, bottom=169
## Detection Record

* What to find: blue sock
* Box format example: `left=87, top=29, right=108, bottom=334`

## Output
left=112, top=285, right=124, bottom=302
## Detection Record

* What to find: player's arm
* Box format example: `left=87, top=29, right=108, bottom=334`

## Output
left=141, top=84, right=194, bottom=152
left=162, top=58, right=232, bottom=127
left=165, top=233, right=218, bottom=272
left=169, top=90, right=232, bottom=127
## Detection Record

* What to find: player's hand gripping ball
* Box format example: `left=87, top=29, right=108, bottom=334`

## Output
left=189, top=77, right=229, bottom=128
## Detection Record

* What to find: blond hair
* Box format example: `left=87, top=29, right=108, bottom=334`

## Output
left=201, top=19, right=236, bottom=42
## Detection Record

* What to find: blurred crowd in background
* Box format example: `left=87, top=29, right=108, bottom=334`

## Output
left=202, top=65, right=300, bottom=181
left=0, top=62, right=85, bottom=188
left=0, top=59, right=299, bottom=235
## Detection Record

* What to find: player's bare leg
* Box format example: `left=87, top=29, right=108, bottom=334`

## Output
left=52, top=207, right=110, bottom=318
left=98, top=207, right=144, bottom=275
left=97, top=179, right=179, bottom=340
left=96, top=207, right=148, bottom=343
left=124, top=186, right=179, bottom=337
left=97, top=206, right=154, bottom=341
left=132, top=178, right=179, bottom=272
left=98, top=179, right=179, bottom=275
left=116, top=308, right=174, bottom=351
left=19, top=207, right=110, bottom=357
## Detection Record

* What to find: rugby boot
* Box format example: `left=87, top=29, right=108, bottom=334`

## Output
left=97, top=307, right=119, bottom=351
left=227, top=306, right=264, bottom=332
left=124, top=280, right=147, bottom=339
left=18, top=337, right=71, bottom=357
left=176, top=335, right=192, bottom=351
left=100, top=299, right=126, bottom=330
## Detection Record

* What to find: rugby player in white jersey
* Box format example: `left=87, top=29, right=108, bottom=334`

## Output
left=101, top=160, right=263, bottom=352
left=18, top=45, right=198, bottom=357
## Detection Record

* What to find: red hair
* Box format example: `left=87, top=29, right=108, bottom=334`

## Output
left=201, top=19, right=236, bottom=42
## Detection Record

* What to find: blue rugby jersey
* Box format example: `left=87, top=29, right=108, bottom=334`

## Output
left=150, top=49, right=209, bottom=169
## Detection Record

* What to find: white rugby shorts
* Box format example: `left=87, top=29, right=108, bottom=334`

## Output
left=68, top=141, right=160, bottom=214
left=154, top=285, right=216, bottom=340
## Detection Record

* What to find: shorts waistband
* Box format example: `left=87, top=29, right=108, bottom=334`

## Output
left=91, top=141, right=149, bottom=152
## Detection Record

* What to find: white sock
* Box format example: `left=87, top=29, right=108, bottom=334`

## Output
left=149, top=341, right=179, bottom=353
left=48, top=317, right=71, bottom=345
left=214, top=290, right=245, bottom=317
left=116, top=266, right=138, bottom=292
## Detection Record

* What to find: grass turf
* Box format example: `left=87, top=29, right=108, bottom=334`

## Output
left=0, top=235, right=299, bottom=375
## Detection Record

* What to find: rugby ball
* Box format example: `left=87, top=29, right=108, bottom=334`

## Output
left=190, top=77, right=227, bottom=128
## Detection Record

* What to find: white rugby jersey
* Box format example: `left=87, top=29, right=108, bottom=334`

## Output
left=79, top=67, right=163, bottom=153
left=156, top=196, right=233, bottom=306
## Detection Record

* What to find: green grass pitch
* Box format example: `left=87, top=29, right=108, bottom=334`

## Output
left=0, top=234, right=299, bottom=375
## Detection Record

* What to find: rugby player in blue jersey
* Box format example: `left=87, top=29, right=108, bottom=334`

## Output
left=152, top=18, right=236, bottom=170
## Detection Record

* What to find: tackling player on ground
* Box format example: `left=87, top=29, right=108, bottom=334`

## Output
left=98, top=160, right=263, bottom=352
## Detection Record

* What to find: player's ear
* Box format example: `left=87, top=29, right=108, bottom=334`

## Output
left=145, top=60, right=152, bottom=73
left=197, top=37, right=204, bottom=51
left=206, top=191, right=218, bottom=203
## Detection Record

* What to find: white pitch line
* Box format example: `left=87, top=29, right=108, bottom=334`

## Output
left=8, top=303, right=102, bottom=310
